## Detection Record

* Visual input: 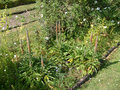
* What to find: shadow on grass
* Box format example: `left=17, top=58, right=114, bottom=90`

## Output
left=99, top=59, right=119, bottom=70
left=80, top=60, right=119, bottom=89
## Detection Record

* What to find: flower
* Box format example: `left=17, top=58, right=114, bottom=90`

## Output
left=2, top=27, right=5, bottom=30
left=4, top=69, right=6, bottom=72
left=91, top=8, right=94, bottom=11
left=6, top=54, right=8, bottom=56
left=76, top=47, right=79, bottom=49
left=45, top=37, right=49, bottom=40
left=104, top=26, right=107, bottom=29
left=91, top=24, right=94, bottom=27
left=14, top=42, right=16, bottom=45
left=117, top=21, right=120, bottom=24
left=69, top=68, right=72, bottom=71
left=94, top=1, right=98, bottom=4
left=56, top=69, right=58, bottom=72
left=41, top=5, right=44, bottom=8
left=59, top=64, right=61, bottom=67
left=40, top=14, right=43, bottom=18
left=14, top=55, right=16, bottom=58
left=104, top=7, right=107, bottom=9
left=36, top=77, right=39, bottom=80
left=108, top=7, right=110, bottom=9
left=111, top=20, right=114, bottom=23
left=83, top=18, right=86, bottom=21
left=15, top=15, right=18, bottom=18
left=68, top=58, right=73, bottom=63
left=65, top=12, right=67, bottom=14
left=98, top=17, right=100, bottom=20
left=96, top=7, right=100, bottom=10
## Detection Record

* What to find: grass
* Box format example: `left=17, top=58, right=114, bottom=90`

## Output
left=80, top=48, right=120, bottom=90
left=0, top=3, right=36, bottom=15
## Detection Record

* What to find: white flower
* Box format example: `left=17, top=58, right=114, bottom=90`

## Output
left=45, top=37, right=49, bottom=40
left=98, top=17, right=100, bottom=20
left=4, top=69, right=6, bottom=72
left=76, top=47, right=79, bottom=49
left=111, top=20, right=114, bottom=23
left=40, top=14, right=43, bottom=18
left=2, top=27, right=5, bottom=30
left=108, top=7, right=110, bottom=9
left=99, top=79, right=101, bottom=82
left=65, top=12, right=67, bottom=14
left=104, top=7, right=107, bottom=9
left=36, top=77, right=38, bottom=80
left=14, top=55, right=16, bottom=58
left=91, top=8, right=94, bottom=11
left=41, top=5, right=44, bottom=8
left=94, top=1, right=98, bottom=4
left=14, top=42, right=16, bottom=45
left=96, top=7, right=100, bottom=10
left=59, top=64, right=61, bottom=67
left=15, top=15, right=18, bottom=18
left=117, top=21, right=120, bottom=24
left=83, top=18, right=86, bottom=21
left=91, top=24, right=94, bottom=27
left=6, top=54, right=8, bottom=56
left=104, top=26, right=107, bottom=29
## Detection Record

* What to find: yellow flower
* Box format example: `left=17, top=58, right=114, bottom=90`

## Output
left=44, top=75, right=49, bottom=80
left=91, top=24, right=94, bottom=27
left=68, top=58, right=73, bottom=63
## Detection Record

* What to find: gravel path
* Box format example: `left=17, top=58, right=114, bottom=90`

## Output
left=1, top=9, right=38, bottom=31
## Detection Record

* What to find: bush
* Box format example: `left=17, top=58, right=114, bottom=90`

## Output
left=37, top=0, right=119, bottom=40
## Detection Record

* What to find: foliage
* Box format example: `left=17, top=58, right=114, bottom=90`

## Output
left=37, top=0, right=120, bottom=40
left=0, top=0, right=119, bottom=90
left=17, top=53, right=58, bottom=90
left=0, top=46, right=17, bottom=89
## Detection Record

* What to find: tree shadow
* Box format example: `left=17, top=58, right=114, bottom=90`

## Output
left=99, top=59, right=119, bottom=70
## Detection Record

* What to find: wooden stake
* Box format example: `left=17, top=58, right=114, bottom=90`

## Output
left=58, top=21, right=61, bottom=33
left=56, top=21, right=58, bottom=41
left=41, top=55, right=44, bottom=67
left=94, top=36, right=98, bottom=52
left=90, top=32, right=93, bottom=43
left=26, top=30, right=31, bottom=54
left=20, top=40, right=24, bottom=54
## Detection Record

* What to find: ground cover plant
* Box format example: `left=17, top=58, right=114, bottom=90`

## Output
left=0, top=0, right=120, bottom=90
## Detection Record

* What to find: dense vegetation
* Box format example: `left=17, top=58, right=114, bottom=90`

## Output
left=0, top=0, right=120, bottom=89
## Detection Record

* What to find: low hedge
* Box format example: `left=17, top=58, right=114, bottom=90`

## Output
left=0, top=0, right=36, bottom=9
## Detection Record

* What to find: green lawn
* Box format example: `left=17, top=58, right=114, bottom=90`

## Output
left=80, top=48, right=120, bottom=90
left=0, top=3, right=36, bottom=15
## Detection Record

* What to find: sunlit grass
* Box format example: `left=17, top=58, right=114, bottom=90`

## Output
left=80, top=48, right=120, bottom=90
left=0, top=3, right=36, bottom=15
